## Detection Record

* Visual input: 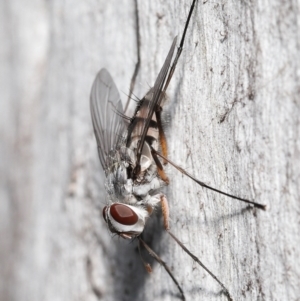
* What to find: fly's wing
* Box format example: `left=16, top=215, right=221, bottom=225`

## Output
left=134, top=37, right=178, bottom=168
left=90, top=68, right=127, bottom=170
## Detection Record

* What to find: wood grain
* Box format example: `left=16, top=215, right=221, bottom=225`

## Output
left=1, top=0, right=299, bottom=300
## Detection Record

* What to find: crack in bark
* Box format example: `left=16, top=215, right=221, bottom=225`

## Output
left=86, top=256, right=103, bottom=299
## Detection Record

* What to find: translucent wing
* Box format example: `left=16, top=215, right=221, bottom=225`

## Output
left=133, top=37, right=178, bottom=167
left=90, top=68, right=127, bottom=170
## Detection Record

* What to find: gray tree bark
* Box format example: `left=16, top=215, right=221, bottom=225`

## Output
left=1, top=0, right=299, bottom=301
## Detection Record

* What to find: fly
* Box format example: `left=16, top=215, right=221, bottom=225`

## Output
left=90, top=1, right=266, bottom=300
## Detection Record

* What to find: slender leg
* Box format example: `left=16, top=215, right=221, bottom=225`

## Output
left=160, top=195, right=170, bottom=230
left=152, top=149, right=169, bottom=184
left=167, top=231, right=234, bottom=301
left=152, top=147, right=266, bottom=210
left=134, top=0, right=198, bottom=167
left=155, top=110, right=168, bottom=164
left=162, top=0, right=198, bottom=94
left=124, top=0, right=141, bottom=114
left=139, top=237, right=186, bottom=301
left=159, top=196, right=233, bottom=301
left=138, top=240, right=152, bottom=273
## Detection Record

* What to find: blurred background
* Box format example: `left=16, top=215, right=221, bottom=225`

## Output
left=1, top=0, right=300, bottom=301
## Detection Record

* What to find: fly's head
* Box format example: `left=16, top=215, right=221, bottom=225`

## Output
left=102, top=203, right=149, bottom=239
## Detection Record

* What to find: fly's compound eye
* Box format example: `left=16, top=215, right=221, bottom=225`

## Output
left=102, top=206, right=108, bottom=222
left=106, top=203, right=146, bottom=236
left=110, top=203, right=138, bottom=225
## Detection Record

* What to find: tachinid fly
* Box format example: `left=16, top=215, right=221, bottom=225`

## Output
left=90, top=1, right=266, bottom=300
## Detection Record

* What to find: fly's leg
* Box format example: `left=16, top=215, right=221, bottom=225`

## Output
left=138, top=237, right=186, bottom=301
left=159, top=195, right=234, bottom=301
left=155, top=109, right=168, bottom=165
left=153, top=147, right=266, bottom=210
left=134, top=0, right=198, bottom=169
left=124, top=0, right=141, bottom=114
left=162, top=0, right=198, bottom=94
left=139, top=194, right=185, bottom=300
left=152, top=148, right=169, bottom=184
left=138, top=240, right=153, bottom=273
left=167, top=230, right=234, bottom=301
left=160, top=195, right=170, bottom=230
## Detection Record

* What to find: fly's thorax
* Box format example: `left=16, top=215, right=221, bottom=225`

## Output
left=132, top=174, right=164, bottom=197
left=102, top=203, right=149, bottom=239
left=106, top=162, right=132, bottom=199
left=104, top=150, right=121, bottom=180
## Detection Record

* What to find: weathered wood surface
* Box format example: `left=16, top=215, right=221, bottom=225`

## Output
left=1, top=1, right=299, bottom=301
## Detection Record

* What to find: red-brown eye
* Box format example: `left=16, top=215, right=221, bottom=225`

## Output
left=110, top=204, right=138, bottom=225
left=102, top=206, right=107, bottom=222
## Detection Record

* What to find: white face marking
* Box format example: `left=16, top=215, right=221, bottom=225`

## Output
left=108, top=204, right=149, bottom=235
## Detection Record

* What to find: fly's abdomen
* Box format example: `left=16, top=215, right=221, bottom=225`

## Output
left=127, top=91, right=160, bottom=152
